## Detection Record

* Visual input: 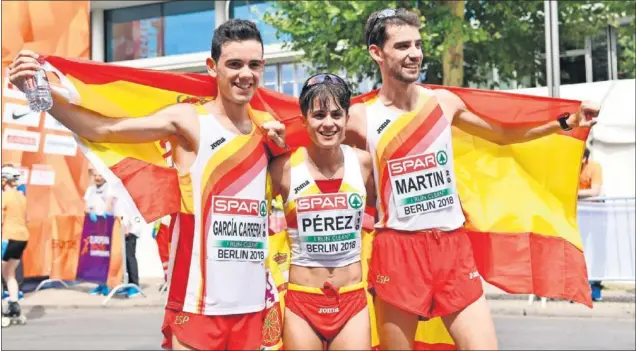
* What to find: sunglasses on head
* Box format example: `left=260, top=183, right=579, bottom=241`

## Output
left=301, top=73, right=348, bottom=95
left=367, top=8, right=398, bottom=47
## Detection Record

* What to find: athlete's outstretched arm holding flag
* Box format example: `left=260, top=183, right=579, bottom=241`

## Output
left=8, top=50, right=286, bottom=154
left=433, top=88, right=599, bottom=145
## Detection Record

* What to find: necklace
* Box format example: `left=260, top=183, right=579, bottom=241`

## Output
left=306, top=150, right=344, bottom=180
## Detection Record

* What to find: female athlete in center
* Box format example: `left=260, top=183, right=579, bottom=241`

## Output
left=268, top=73, right=376, bottom=350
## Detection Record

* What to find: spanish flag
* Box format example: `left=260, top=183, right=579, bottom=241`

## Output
left=41, top=55, right=591, bottom=349
left=42, top=55, right=306, bottom=223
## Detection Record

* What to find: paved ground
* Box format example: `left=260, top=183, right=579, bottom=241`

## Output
left=2, top=279, right=633, bottom=350
left=1, top=307, right=634, bottom=350
left=12, top=279, right=635, bottom=319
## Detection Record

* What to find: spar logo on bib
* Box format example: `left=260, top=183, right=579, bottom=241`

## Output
left=348, top=193, right=363, bottom=209
left=436, top=151, right=448, bottom=165
left=296, top=193, right=348, bottom=213
left=213, top=197, right=266, bottom=217
left=260, top=201, right=267, bottom=216
left=388, top=153, right=437, bottom=176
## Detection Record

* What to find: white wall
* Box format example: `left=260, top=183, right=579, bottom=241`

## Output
left=508, top=79, right=636, bottom=197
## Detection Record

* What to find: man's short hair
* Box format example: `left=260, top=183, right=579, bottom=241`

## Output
left=210, top=19, right=263, bottom=62
left=364, top=8, right=421, bottom=49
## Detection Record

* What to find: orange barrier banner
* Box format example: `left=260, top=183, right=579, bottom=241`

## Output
left=49, top=216, right=83, bottom=281
left=107, top=218, right=124, bottom=289
left=1, top=1, right=91, bottom=278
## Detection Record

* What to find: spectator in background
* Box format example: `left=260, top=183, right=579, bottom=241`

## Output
left=578, top=147, right=604, bottom=301
left=84, top=168, right=114, bottom=296
left=118, top=201, right=142, bottom=298
left=1, top=164, right=26, bottom=195
left=579, top=147, right=603, bottom=199
left=1, top=166, right=29, bottom=318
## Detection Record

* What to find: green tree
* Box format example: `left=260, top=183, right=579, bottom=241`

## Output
left=263, top=0, right=635, bottom=92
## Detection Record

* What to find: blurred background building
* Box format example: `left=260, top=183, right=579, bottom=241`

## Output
left=90, top=0, right=634, bottom=94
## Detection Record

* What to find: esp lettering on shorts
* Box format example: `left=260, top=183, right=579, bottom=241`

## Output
left=175, top=315, right=190, bottom=325
left=376, top=275, right=390, bottom=284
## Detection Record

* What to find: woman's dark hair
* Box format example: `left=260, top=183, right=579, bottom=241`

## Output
left=299, top=74, right=352, bottom=116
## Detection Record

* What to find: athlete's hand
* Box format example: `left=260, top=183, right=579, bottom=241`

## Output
left=262, top=121, right=287, bottom=149
left=569, top=100, right=600, bottom=129
left=8, top=50, right=42, bottom=93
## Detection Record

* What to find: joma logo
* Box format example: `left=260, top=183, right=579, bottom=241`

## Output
left=294, top=180, right=310, bottom=194
left=318, top=307, right=339, bottom=314
left=210, top=137, right=226, bottom=150
left=376, top=119, right=391, bottom=134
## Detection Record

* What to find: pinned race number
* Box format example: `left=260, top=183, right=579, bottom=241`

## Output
left=387, top=150, right=456, bottom=218
left=209, top=196, right=268, bottom=262
left=296, top=192, right=364, bottom=256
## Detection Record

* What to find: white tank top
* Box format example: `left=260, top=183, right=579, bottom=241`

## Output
left=285, top=145, right=366, bottom=268
left=365, top=88, right=465, bottom=232
left=172, top=105, right=269, bottom=315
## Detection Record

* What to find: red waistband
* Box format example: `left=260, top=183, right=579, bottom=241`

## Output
left=376, top=227, right=464, bottom=236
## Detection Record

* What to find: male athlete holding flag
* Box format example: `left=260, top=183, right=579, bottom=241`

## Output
left=345, top=8, right=600, bottom=351
left=9, top=19, right=286, bottom=351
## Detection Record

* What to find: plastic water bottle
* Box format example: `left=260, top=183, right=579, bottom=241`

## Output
left=24, top=70, right=53, bottom=112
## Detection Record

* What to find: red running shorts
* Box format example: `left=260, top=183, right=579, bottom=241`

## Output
left=367, top=228, right=483, bottom=319
left=285, top=281, right=369, bottom=342
left=161, top=308, right=263, bottom=350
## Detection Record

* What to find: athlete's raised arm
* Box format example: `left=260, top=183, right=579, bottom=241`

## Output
left=9, top=50, right=197, bottom=145
left=435, top=88, right=600, bottom=146
left=268, top=153, right=292, bottom=202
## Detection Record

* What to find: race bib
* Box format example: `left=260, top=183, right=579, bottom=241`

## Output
left=387, top=150, right=455, bottom=218
left=296, top=192, right=363, bottom=256
left=209, top=196, right=268, bottom=262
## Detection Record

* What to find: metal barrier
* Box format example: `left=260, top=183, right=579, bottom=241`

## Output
left=529, top=196, right=635, bottom=307
left=102, top=232, right=147, bottom=306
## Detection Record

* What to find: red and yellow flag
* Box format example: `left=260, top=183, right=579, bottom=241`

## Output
left=353, top=88, right=592, bottom=307
left=42, top=55, right=306, bottom=223
left=40, top=55, right=592, bottom=349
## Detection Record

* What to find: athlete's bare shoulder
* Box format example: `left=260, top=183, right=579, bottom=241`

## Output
left=166, top=102, right=199, bottom=120
left=345, top=103, right=368, bottom=150
left=352, top=147, right=372, bottom=171
left=157, top=103, right=201, bottom=148
left=431, top=87, right=458, bottom=101
left=430, top=88, right=463, bottom=122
